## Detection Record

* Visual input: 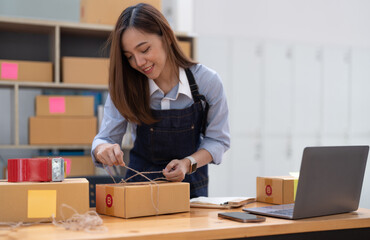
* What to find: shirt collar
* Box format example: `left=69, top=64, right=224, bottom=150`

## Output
left=148, top=67, right=193, bottom=100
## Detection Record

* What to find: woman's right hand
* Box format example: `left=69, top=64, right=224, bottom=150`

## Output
left=94, top=143, right=125, bottom=166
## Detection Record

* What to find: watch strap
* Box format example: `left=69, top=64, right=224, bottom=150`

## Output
left=185, top=156, right=197, bottom=174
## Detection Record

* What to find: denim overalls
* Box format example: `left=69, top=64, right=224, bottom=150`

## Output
left=127, top=68, right=209, bottom=198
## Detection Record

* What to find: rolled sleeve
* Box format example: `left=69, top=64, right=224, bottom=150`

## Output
left=91, top=94, right=127, bottom=167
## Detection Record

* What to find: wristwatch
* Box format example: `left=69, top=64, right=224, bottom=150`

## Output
left=186, top=156, right=197, bottom=175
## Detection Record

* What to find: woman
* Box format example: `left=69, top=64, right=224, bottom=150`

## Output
left=92, top=3, right=230, bottom=198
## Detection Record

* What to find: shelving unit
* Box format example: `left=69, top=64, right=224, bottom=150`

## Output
left=0, top=17, right=195, bottom=150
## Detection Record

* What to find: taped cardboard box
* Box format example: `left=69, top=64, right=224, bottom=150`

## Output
left=0, top=178, right=89, bottom=222
left=96, top=182, right=190, bottom=218
left=80, top=0, right=162, bottom=25
left=29, top=116, right=97, bottom=145
left=62, top=57, right=109, bottom=85
left=0, top=59, right=53, bottom=82
left=36, top=95, right=94, bottom=117
left=256, top=176, right=298, bottom=205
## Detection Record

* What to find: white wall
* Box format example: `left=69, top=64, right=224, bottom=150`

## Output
left=194, top=0, right=370, bottom=208
left=194, top=0, right=370, bottom=47
left=0, top=0, right=79, bottom=22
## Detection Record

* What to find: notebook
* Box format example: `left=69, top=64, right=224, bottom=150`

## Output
left=244, top=146, right=369, bottom=219
left=190, top=196, right=255, bottom=209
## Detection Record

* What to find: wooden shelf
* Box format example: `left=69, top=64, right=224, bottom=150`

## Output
left=0, top=144, right=92, bottom=150
left=0, top=81, right=108, bottom=90
left=0, top=16, right=113, bottom=31
left=0, top=16, right=195, bottom=153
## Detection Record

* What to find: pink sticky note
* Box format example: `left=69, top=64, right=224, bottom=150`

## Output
left=64, top=158, right=71, bottom=175
left=49, top=97, right=66, bottom=113
left=1, top=62, right=19, bottom=80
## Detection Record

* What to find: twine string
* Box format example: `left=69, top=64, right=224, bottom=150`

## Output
left=0, top=204, right=106, bottom=233
left=52, top=204, right=107, bottom=232
left=103, top=164, right=168, bottom=214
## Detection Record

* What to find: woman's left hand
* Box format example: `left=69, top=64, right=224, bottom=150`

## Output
left=162, top=159, right=189, bottom=182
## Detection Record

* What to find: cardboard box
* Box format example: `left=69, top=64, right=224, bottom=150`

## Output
left=3, top=167, right=7, bottom=179
left=178, top=40, right=192, bottom=59
left=256, top=176, right=298, bottom=204
left=62, top=57, right=109, bottom=85
left=29, top=116, right=97, bottom=145
left=35, top=156, right=96, bottom=177
left=80, top=0, right=162, bottom=25
left=0, top=59, right=53, bottom=82
left=96, top=182, right=190, bottom=218
left=0, top=178, right=89, bottom=222
left=36, top=95, right=94, bottom=117
left=64, top=156, right=95, bottom=177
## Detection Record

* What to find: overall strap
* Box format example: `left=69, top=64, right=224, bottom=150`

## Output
left=185, top=68, right=209, bottom=135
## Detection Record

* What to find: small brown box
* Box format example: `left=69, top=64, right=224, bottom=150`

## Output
left=36, top=95, right=94, bottom=117
left=0, top=178, right=89, bottom=223
left=256, top=176, right=297, bottom=205
left=0, top=59, right=53, bottom=83
left=178, top=40, right=192, bottom=58
left=29, top=116, right=97, bottom=145
left=80, top=0, right=162, bottom=25
left=62, top=57, right=109, bottom=85
left=64, top=156, right=96, bottom=177
left=96, top=182, right=190, bottom=218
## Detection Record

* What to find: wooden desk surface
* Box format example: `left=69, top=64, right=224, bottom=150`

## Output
left=2, top=203, right=370, bottom=240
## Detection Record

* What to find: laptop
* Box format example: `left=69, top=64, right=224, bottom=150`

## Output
left=244, top=146, right=369, bottom=219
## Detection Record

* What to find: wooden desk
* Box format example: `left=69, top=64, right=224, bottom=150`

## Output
left=2, top=203, right=370, bottom=240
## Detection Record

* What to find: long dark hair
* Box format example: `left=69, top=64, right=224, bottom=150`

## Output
left=108, top=3, right=196, bottom=125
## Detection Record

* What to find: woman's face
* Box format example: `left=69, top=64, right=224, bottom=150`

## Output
left=121, top=28, right=170, bottom=81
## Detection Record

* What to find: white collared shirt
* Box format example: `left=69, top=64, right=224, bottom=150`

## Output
left=148, top=67, right=193, bottom=110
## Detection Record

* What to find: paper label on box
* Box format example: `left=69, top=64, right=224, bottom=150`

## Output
left=49, top=97, right=66, bottom=113
left=1, top=62, right=18, bottom=80
left=64, top=158, right=71, bottom=175
left=264, top=178, right=274, bottom=203
left=105, top=186, right=115, bottom=215
left=28, top=190, right=57, bottom=218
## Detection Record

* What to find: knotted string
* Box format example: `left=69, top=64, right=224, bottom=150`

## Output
left=52, top=204, right=107, bottom=232
left=103, top=164, right=168, bottom=214
left=0, top=222, right=24, bottom=231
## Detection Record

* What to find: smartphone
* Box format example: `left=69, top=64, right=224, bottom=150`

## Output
left=218, top=212, right=266, bottom=223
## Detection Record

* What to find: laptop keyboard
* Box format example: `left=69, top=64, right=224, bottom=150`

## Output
left=270, top=208, right=294, bottom=216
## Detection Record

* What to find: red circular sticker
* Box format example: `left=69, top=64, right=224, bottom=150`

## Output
left=106, top=194, right=113, bottom=208
left=265, top=185, right=272, bottom=196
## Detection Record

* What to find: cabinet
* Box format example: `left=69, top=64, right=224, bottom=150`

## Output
left=0, top=17, right=195, bottom=150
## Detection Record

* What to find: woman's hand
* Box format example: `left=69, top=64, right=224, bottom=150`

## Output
left=94, top=143, right=125, bottom=166
left=162, top=158, right=190, bottom=182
